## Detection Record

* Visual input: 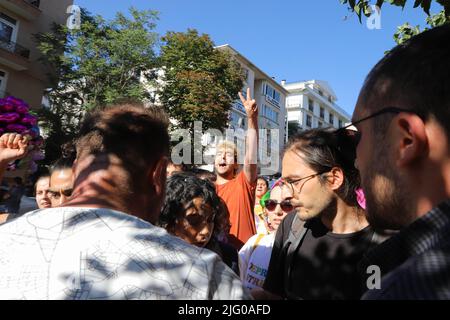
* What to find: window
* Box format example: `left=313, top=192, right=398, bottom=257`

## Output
left=306, top=115, right=312, bottom=127
left=0, top=13, right=17, bottom=43
left=265, top=83, right=281, bottom=106
left=339, top=119, right=343, bottom=128
left=308, top=99, right=314, bottom=112
left=0, top=70, right=7, bottom=97
left=273, top=90, right=281, bottom=104
left=318, top=121, right=323, bottom=128
left=244, top=69, right=249, bottom=82
left=320, top=107, right=324, bottom=119
left=318, top=90, right=323, bottom=97
left=329, top=113, right=334, bottom=125
left=263, top=104, right=279, bottom=123
left=265, top=84, right=274, bottom=99
left=230, top=111, right=242, bottom=127
left=328, top=96, right=333, bottom=103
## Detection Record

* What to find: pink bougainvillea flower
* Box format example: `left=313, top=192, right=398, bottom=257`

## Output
left=16, top=105, right=29, bottom=114
left=5, top=96, right=25, bottom=106
left=2, top=104, right=16, bottom=112
left=6, top=124, right=28, bottom=133
left=21, top=114, right=37, bottom=125
left=0, top=112, right=20, bottom=123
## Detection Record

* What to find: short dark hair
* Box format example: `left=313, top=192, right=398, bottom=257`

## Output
left=285, top=129, right=360, bottom=206
left=189, top=167, right=217, bottom=184
left=257, top=176, right=269, bottom=189
left=76, top=103, right=169, bottom=190
left=360, top=24, right=450, bottom=138
left=34, top=174, right=50, bottom=194
left=159, top=172, right=224, bottom=237
left=50, top=157, right=74, bottom=175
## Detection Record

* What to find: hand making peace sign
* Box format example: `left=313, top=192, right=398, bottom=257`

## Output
left=238, top=87, right=258, bottom=120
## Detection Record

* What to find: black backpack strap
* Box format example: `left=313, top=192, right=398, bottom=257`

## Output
left=283, top=214, right=308, bottom=299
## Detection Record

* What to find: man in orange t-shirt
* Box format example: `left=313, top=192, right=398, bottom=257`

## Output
left=215, top=88, right=258, bottom=250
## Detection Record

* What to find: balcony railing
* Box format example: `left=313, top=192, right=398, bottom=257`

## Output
left=0, top=37, right=30, bottom=59
left=25, top=0, right=40, bottom=8
left=0, top=90, right=12, bottom=98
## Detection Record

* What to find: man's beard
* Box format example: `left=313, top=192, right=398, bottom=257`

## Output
left=362, top=150, right=412, bottom=230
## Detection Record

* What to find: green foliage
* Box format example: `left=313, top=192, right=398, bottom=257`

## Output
left=341, top=0, right=450, bottom=44
left=158, top=29, right=245, bottom=133
left=35, top=7, right=159, bottom=164
left=287, top=121, right=300, bottom=138
left=393, top=8, right=450, bottom=43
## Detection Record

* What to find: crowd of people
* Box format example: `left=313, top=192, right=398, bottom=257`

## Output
left=0, top=24, right=449, bottom=300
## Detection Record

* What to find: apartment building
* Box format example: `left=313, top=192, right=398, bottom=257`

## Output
left=282, top=80, right=351, bottom=138
left=0, top=0, right=73, bottom=108
left=202, top=44, right=288, bottom=175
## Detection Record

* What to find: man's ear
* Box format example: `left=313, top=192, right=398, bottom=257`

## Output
left=149, top=156, right=169, bottom=197
left=327, top=167, right=345, bottom=191
left=394, top=114, right=428, bottom=167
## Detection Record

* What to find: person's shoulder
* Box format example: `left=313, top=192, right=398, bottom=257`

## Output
left=364, top=246, right=450, bottom=299
left=282, top=212, right=296, bottom=230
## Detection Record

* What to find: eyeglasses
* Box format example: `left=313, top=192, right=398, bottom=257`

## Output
left=264, top=199, right=294, bottom=212
left=48, top=188, right=73, bottom=200
left=281, top=171, right=328, bottom=195
left=336, top=106, right=420, bottom=149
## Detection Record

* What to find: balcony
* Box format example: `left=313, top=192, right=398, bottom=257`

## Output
left=0, top=0, right=41, bottom=20
left=0, top=90, right=11, bottom=98
left=0, top=36, right=30, bottom=70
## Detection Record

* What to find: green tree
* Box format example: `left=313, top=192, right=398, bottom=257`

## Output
left=158, top=29, right=245, bottom=133
left=340, top=0, right=450, bottom=44
left=35, top=7, right=159, bottom=164
left=287, top=121, right=300, bottom=139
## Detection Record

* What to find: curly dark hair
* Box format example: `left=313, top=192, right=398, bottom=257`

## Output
left=159, top=172, right=225, bottom=237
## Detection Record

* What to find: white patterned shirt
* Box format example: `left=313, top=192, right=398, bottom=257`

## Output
left=0, top=207, right=251, bottom=300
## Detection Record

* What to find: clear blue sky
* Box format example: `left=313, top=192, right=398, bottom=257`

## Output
left=74, top=0, right=440, bottom=115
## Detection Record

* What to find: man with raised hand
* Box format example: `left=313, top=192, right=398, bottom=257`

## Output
left=215, top=88, right=259, bottom=250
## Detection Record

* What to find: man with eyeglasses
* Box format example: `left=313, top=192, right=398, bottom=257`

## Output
left=253, top=129, right=387, bottom=300
left=350, top=24, right=450, bottom=300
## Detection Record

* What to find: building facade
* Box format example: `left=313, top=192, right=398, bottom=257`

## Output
left=282, top=80, right=351, bottom=138
left=202, top=45, right=288, bottom=176
left=0, top=0, right=73, bottom=108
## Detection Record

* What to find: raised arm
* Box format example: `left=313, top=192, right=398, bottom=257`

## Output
left=0, top=133, right=30, bottom=182
left=238, top=87, right=258, bottom=183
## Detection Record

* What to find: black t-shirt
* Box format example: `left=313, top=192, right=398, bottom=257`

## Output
left=206, top=238, right=240, bottom=275
left=264, top=213, right=375, bottom=300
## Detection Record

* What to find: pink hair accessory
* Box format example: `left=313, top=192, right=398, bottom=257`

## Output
left=355, top=188, right=366, bottom=209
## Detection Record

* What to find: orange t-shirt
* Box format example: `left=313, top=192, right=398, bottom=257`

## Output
left=216, top=171, right=256, bottom=250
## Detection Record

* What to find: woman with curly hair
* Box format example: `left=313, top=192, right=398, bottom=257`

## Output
left=159, top=172, right=239, bottom=274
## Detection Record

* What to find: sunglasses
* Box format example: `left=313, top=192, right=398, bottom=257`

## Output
left=264, top=199, right=294, bottom=212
